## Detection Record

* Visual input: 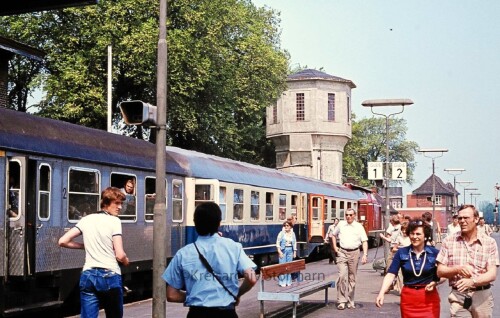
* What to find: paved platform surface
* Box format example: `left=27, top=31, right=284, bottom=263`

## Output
left=83, top=233, right=500, bottom=317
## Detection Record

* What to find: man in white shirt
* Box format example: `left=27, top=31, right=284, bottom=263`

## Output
left=446, top=214, right=460, bottom=236
left=332, top=208, right=368, bottom=310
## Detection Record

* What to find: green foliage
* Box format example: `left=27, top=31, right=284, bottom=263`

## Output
left=0, top=0, right=289, bottom=164
left=343, top=114, right=419, bottom=186
left=478, top=201, right=495, bottom=224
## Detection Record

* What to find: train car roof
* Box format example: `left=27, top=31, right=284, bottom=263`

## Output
left=167, top=147, right=359, bottom=200
left=0, top=108, right=358, bottom=199
left=0, top=107, right=171, bottom=172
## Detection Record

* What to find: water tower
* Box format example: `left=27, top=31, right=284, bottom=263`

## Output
left=266, top=69, right=355, bottom=184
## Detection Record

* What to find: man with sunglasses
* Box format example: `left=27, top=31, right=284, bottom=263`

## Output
left=437, top=204, right=499, bottom=317
left=331, top=208, right=368, bottom=310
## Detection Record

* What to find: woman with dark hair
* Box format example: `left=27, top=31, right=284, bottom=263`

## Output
left=276, top=221, right=297, bottom=287
left=375, top=219, right=441, bottom=317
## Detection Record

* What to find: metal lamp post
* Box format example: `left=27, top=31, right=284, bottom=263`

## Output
left=362, top=98, right=413, bottom=261
left=464, top=188, right=478, bottom=204
left=418, top=148, right=448, bottom=241
left=470, top=193, right=481, bottom=206
left=444, top=168, right=465, bottom=215
left=494, top=184, right=500, bottom=228
left=456, top=181, right=473, bottom=206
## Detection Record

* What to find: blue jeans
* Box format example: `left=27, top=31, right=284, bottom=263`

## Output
left=80, top=268, right=124, bottom=318
left=278, top=247, right=294, bottom=286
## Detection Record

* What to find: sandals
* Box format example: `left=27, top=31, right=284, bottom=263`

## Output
left=347, top=303, right=356, bottom=309
left=337, top=303, right=346, bottom=310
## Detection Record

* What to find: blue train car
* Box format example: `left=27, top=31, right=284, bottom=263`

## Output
left=0, top=107, right=360, bottom=315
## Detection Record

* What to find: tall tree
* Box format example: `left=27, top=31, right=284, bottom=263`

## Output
left=343, top=115, right=419, bottom=187
left=0, top=0, right=289, bottom=163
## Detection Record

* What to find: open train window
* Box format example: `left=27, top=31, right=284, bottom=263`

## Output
left=251, top=191, right=260, bottom=221
left=38, top=163, right=51, bottom=220
left=173, top=180, right=184, bottom=222
left=331, top=200, right=337, bottom=219
left=219, top=187, right=227, bottom=222
left=145, top=177, right=155, bottom=221
left=265, top=192, right=274, bottom=221
left=7, top=160, right=21, bottom=219
left=339, top=201, right=345, bottom=219
left=68, top=168, right=100, bottom=221
left=291, top=195, right=298, bottom=219
left=233, top=188, right=244, bottom=221
left=110, top=173, right=137, bottom=222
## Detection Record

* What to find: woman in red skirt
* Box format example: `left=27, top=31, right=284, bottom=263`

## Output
left=375, top=219, right=441, bottom=318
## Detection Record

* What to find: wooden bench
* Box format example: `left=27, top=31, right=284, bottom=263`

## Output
left=257, top=259, right=335, bottom=318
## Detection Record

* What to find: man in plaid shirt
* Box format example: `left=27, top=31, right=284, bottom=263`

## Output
left=437, top=204, right=499, bottom=318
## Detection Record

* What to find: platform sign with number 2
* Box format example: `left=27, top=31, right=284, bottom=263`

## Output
left=391, top=162, right=407, bottom=180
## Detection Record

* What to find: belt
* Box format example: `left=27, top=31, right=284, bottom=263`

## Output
left=453, top=284, right=491, bottom=291
left=189, top=304, right=236, bottom=311
left=340, top=247, right=359, bottom=252
left=404, top=284, right=427, bottom=290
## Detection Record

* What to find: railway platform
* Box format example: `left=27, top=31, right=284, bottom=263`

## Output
left=87, top=233, right=500, bottom=318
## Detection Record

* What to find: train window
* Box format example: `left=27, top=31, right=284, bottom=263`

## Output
left=173, top=180, right=184, bottom=222
left=331, top=200, right=337, bottom=219
left=265, top=192, right=274, bottom=221
left=312, top=197, right=320, bottom=221
left=111, top=173, right=137, bottom=221
left=339, top=201, right=345, bottom=219
left=38, top=164, right=51, bottom=220
left=251, top=191, right=260, bottom=221
left=323, top=200, right=328, bottom=220
left=68, top=168, right=100, bottom=221
left=144, top=177, right=156, bottom=221
left=279, top=194, right=286, bottom=220
left=7, top=160, right=21, bottom=219
left=233, top=189, right=244, bottom=221
left=300, top=194, right=306, bottom=221
left=195, top=184, right=213, bottom=202
left=219, top=187, right=227, bottom=222
left=291, top=195, right=298, bottom=218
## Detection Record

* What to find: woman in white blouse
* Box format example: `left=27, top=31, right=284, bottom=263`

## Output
left=276, top=221, right=297, bottom=287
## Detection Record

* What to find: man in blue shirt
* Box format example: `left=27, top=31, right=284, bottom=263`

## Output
left=162, top=202, right=257, bottom=318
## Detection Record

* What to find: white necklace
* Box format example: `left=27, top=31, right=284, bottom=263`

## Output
left=410, top=249, right=427, bottom=277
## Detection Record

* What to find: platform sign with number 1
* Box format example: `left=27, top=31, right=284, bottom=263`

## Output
left=368, top=162, right=384, bottom=180
left=391, top=162, right=407, bottom=180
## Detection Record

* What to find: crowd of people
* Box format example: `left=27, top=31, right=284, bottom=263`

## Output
left=58, top=197, right=498, bottom=318
left=374, top=205, right=499, bottom=318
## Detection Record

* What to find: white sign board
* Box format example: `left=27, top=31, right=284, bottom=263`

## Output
left=391, top=162, right=407, bottom=180
left=368, top=162, right=384, bottom=180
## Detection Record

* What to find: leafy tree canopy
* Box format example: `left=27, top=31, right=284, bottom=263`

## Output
left=0, top=0, right=289, bottom=163
left=343, top=114, right=419, bottom=187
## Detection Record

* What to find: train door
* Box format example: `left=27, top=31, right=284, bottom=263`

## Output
left=5, top=157, right=37, bottom=278
left=308, top=195, right=324, bottom=242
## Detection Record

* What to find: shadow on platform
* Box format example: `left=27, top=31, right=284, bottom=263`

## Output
left=264, top=301, right=328, bottom=318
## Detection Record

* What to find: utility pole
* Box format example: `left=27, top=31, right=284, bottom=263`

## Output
left=362, top=99, right=414, bottom=262
left=153, top=0, right=168, bottom=316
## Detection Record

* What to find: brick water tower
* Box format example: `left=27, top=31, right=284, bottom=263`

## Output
left=266, top=69, right=355, bottom=184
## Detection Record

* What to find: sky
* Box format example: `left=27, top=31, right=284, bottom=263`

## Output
left=252, top=0, right=500, bottom=207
